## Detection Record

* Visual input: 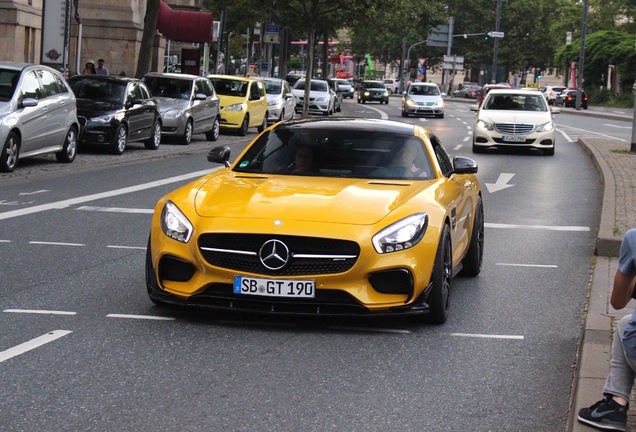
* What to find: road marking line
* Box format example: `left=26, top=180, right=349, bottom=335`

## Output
left=558, top=129, right=573, bottom=143
left=19, top=190, right=50, bottom=196
left=485, top=222, right=589, bottom=231
left=496, top=263, right=558, bottom=268
left=0, top=168, right=217, bottom=221
left=3, top=309, right=77, bottom=315
left=330, top=326, right=411, bottom=334
left=453, top=145, right=463, bottom=151
left=106, top=314, right=175, bottom=321
left=29, top=241, right=84, bottom=247
left=463, top=136, right=470, bottom=142
left=77, top=206, right=154, bottom=214
left=451, top=333, right=524, bottom=340
left=604, top=124, right=631, bottom=129
left=555, top=123, right=627, bottom=142
left=106, top=245, right=147, bottom=250
left=0, top=240, right=10, bottom=243
left=0, top=330, right=72, bottom=363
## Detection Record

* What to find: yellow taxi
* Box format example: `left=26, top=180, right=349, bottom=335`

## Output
left=207, top=75, right=268, bottom=136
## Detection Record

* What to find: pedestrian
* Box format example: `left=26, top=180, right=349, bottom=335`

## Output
left=578, top=228, right=636, bottom=431
left=513, top=75, right=518, bottom=89
left=96, top=58, right=109, bottom=75
left=82, top=60, right=96, bottom=75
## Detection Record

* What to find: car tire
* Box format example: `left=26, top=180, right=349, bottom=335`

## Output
left=257, top=114, right=267, bottom=133
left=181, top=119, right=193, bottom=145
left=111, top=124, right=127, bottom=155
left=238, top=115, right=249, bottom=136
left=544, top=147, right=555, bottom=156
left=145, top=119, right=162, bottom=150
left=0, top=131, right=19, bottom=173
left=206, top=116, right=220, bottom=141
left=55, top=126, right=78, bottom=163
left=472, top=141, right=484, bottom=153
left=401, top=110, right=408, bottom=118
left=427, top=224, right=452, bottom=324
left=461, top=196, right=484, bottom=277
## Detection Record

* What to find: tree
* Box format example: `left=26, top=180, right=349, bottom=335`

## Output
left=135, top=0, right=161, bottom=78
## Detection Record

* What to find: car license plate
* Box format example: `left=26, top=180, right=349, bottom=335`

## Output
left=233, top=276, right=315, bottom=298
left=503, top=135, right=526, bottom=142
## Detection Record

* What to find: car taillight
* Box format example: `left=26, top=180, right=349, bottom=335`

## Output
left=584, top=96, right=588, bottom=101
left=567, top=96, right=573, bottom=101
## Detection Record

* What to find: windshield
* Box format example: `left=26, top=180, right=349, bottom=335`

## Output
left=293, top=80, right=328, bottom=92
left=69, top=78, right=126, bottom=104
left=364, top=82, right=385, bottom=89
left=233, top=126, right=435, bottom=181
left=0, top=69, right=21, bottom=102
left=209, top=78, right=248, bottom=97
left=263, top=81, right=282, bottom=95
left=142, top=76, right=192, bottom=100
left=484, top=93, right=548, bottom=111
left=409, top=85, right=440, bottom=96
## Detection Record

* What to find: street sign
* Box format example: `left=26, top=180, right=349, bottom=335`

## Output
left=566, top=31, right=572, bottom=45
left=427, top=24, right=449, bottom=47
left=443, top=55, right=464, bottom=70
left=487, top=31, right=504, bottom=38
left=264, top=24, right=279, bottom=44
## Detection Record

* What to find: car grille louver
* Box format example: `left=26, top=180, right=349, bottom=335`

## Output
left=494, top=122, right=535, bottom=134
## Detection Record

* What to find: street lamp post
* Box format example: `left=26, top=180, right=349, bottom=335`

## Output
left=576, top=0, right=588, bottom=110
left=491, top=0, right=504, bottom=84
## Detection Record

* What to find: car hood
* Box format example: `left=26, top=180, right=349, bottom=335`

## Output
left=218, top=95, right=247, bottom=108
left=154, top=97, right=189, bottom=113
left=266, top=94, right=282, bottom=103
left=194, top=172, right=428, bottom=225
left=0, top=100, right=17, bottom=115
left=76, top=98, right=122, bottom=115
left=292, top=89, right=329, bottom=98
left=478, top=110, right=552, bottom=124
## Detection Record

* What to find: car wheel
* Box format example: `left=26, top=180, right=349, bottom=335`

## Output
left=238, top=115, right=249, bottom=136
left=461, top=196, right=484, bottom=277
left=110, top=124, right=127, bottom=155
left=0, top=131, right=19, bottom=173
left=55, top=126, right=78, bottom=163
left=426, top=224, right=452, bottom=324
left=544, top=147, right=555, bottom=156
left=472, top=141, right=483, bottom=153
left=401, top=110, right=408, bottom=118
left=206, top=116, right=220, bottom=141
left=181, top=119, right=193, bottom=145
left=145, top=119, right=161, bottom=150
left=257, top=114, right=267, bottom=133
left=278, top=110, right=285, bottom=122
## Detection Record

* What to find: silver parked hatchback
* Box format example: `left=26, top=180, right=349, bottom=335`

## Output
left=0, top=62, right=80, bottom=172
left=141, top=72, right=220, bottom=144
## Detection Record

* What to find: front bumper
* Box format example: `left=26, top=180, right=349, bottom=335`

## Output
left=473, top=128, right=556, bottom=151
left=402, top=104, right=444, bottom=116
left=77, top=117, right=117, bottom=145
left=159, top=116, right=187, bottom=137
left=295, top=100, right=329, bottom=115
left=219, top=109, right=245, bottom=129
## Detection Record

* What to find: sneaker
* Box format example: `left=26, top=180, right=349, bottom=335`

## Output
left=578, top=395, right=627, bottom=431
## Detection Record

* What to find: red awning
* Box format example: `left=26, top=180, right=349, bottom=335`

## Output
left=156, top=1, right=214, bottom=44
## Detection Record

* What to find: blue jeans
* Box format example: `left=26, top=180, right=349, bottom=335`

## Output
left=604, top=315, right=636, bottom=402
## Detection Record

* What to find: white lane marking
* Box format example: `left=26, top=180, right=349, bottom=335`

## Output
left=496, top=263, right=558, bottom=268
left=0, top=168, right=217, bottom=221
left=604, top=124, right=631, bottom=129
left=77, top=206, right=154, bottom=214
left=29, top=241, right=84, bottom=247
left=363, top=104, right=388, bottom=119
left=451, top=333, right=524, bottom=340
left=106, top=245, right=147, bottom=250
left=555, top=123, right=627, bottom=142
left=0, top=330, right=72, bottom=363
left=453, top=145, right=463, bottom=151
left=418, top=118, right=428, bottom=122
left=19, top=190, right=50, bottom=196
left=330, top=326, right=411, bottom=334
left=485, top=222, right=589, bottom=231
left=4, top=309, right=77, bottom=315
left=558, top=129, right=573, bottom=142
left=0, top=239, right=10, bottom=243
left=463, top=136, right=471, bottom=142
left=0, top=200, right=19, bottom=206
left=106, top=314, right=175, bottom=321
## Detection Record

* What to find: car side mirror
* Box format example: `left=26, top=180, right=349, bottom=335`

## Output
left=550, top=107, right=561, bottom=114
left=250, top=94, right=261, bottom=101
left=470, top=104, right=479, bottom=111
left=20, top=98, right=39, bottom=108
left=208, top=146, right=231, bottom=167
left=194, top=93, right=206, bottom=100
left=453, top=156, right=478, bottom=174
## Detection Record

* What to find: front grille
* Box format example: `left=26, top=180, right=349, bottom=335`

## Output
left=494, top=122, right=535, bottom=134
left=417, top=101, right=433, bottom=106
left=198, top=234, right=360, bottom=276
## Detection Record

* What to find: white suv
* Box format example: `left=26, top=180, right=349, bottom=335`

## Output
left=542, top=86, right=567, bottom=106
left=383, top=78, right=399, bottom=94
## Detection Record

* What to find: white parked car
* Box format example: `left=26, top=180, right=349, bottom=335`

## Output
left=383, top=78, right=400, bottom=93
left=261, top=77, right=295, bottom=123
left=470, top=89, right=559, bottom=155
left=542, top=85, right=567, bottom=106
left=401, top=82, right=444, bottom=118
left=292, top=79, right=334, bottom=116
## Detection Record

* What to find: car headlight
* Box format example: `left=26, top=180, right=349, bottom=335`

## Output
left=372, top=213, right=428, bottom=254
left=364, top=91, right=370, bottom=96
left=226, top=103, right=243, bottom=112
left=435, top=99, right=444, bottom=107
left=163, top=109, right=182, bottom=119
left=93, top=114, right=115, bottom=123
left=535, top=121, right=554, bottom=132
left=315, top=97, right=327, bottom=102
left=476, top=119, right=494, bottom=131
left=160, top=200, right=193, bottom=243
left=384, top=91, right=389, bottom=97
left=406, top=99, right=415, bottom=107
left=268, top=99, right=281, bottom=107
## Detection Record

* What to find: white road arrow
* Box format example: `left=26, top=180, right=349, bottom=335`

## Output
left=485, top=173, right=515, bottom=193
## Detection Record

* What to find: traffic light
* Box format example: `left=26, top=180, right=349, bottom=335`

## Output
left=484, top=34, right=489, bottom=41
left=536, top=68, right=542, bottom=80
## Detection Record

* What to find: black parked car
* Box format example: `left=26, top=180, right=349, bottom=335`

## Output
left=555, top=89, right=588, bottom=109
left=68, top=75, right=162, bottom=154
left=357, top=80, right=390, bottom=104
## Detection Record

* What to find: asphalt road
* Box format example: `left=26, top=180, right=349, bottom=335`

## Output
left=0, top=98, right=616, bottom=431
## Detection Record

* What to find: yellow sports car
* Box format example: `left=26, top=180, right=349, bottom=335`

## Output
left=146, top=118, right=483, bottom=323
left=207, top=75, right=268, bottom=136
